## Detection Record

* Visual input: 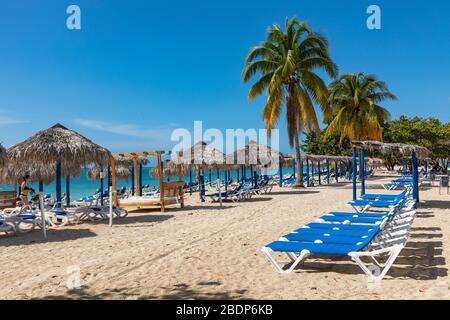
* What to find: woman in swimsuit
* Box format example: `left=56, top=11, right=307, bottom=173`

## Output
left=20, top=174, right=35, bottom=213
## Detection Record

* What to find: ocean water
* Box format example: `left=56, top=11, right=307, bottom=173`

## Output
left=1, top=167, right=299, bottom=201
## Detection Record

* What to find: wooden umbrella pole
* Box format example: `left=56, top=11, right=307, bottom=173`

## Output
left=133, top=158, right=139, bottom=196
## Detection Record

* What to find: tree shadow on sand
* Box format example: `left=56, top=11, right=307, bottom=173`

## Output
left=0, top=228, right=97, bottom=247
left=274, top=190, right=320, bottom=195
left=108, top=214, right=174, bottom=226
left=35, top=281, right=250, bottom=300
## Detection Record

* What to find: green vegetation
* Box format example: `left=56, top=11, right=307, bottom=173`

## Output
left=325, top=73, right=395, bottom=143
left=383, top=116, right=450, bottom=171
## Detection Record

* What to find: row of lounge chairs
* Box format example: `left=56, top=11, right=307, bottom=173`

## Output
left=0, top=198, right=128, bottom=236
left=262, top=185, right=416, bottom=282
left=280, top=169, right=374, bottom=187
left=204, top=178, right=274, bottom=203
left=382, top=175, right=423, bottom=190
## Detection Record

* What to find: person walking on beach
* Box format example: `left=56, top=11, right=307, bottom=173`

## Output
left=19, top=174, right=35, bottom=212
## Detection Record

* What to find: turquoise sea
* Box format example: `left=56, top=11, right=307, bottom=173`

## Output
left=1, top=167, right=298, bottom=201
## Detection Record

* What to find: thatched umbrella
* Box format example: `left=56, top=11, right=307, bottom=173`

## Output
left=225, top=141, right=284, bottom=185
left=1, top=162, right=81, bottom=185
left=114, top=156, right=149, bottom=167
left=87, top=165, right=131, bottom=181
left=226, top=141, right=284, bottom=167
left=7, top=123, right=111, bottom=206
left=0, top=143, right=7, bottom=168
left=175, top=141, right=225, bottom=167
left=150, top=160, right=188, bottom=180
left=352, top=141, right=430, bottom=160
left=174, top=141, right=225, bottom=200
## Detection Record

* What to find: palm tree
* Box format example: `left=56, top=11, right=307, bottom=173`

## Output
left=242, top=18, right=337, bottom=186
left=325, top=73, right=396, bottom=143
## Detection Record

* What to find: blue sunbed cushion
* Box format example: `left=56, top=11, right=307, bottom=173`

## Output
left=320, top=215, right=384, bottom=224
left=51, top=210, right=67, bottom=215
left=304, top=223, right=375, bottom=231
left=292, top=226, right=378, bottom=237
left=349, top=199, right=399, bottom=207
left=284, top=233, right=370, bottom=245
left=362, top=190, right=407, bottom=201
left=17, top=214, right=36, bottom=220
left=328, top=211, right=388, bottom=219
left=265, top=241, right=366, bottom=255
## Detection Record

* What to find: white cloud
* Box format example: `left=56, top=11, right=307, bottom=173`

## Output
left=0, top=116, right=29, bottom=125
left=73, top=119, right=174, bottom=140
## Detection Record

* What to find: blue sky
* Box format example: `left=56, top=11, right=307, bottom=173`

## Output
left=0, top=0, right=449, bottom=153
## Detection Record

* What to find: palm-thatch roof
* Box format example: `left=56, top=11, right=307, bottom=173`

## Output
left=7, top=123, right=112, bottom=169
left=225, top=141, right=284, bottom=168
left=0, top=143, right=7, bottom=167
left=367, top=158, right=384, bottom=167
left=114, top=156, right=149, bottom=167
left=352, top=141, right=430, bottom=160
left=175, top=141, right=225, bottom=168
left=150, top=160, right=187, bottom=179
left=1, top=161, right=82, bottom=185
left=87, top=165, right=131, bottom=181
left=282, top=154, right=352, bottom=167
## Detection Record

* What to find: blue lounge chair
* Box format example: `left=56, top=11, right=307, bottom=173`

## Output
left=261, top=226, right=407, bottom=282
left=204, top=184, right=244, bottom=202
left=362, top=189, right=409, bottom=202
left=318, top=215, right=387, bottom=225
left=347, top=197, right=406, bottom=213
left=382, top=182, right=411, bottom=190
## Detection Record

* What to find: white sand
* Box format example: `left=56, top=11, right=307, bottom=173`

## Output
left=1, top=175, right=449, bottom=300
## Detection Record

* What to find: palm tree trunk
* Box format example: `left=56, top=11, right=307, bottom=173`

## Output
left=294, top=134, right=304, bottom=187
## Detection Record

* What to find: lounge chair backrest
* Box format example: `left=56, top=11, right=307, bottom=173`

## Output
left=162, top=182, right=184, bottom=198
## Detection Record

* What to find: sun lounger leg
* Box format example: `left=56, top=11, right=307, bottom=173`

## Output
left=261, top=247, right=310, bottom=274
left=349, top=245, right=403, bottom=282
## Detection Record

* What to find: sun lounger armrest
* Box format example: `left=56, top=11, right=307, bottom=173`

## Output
left=350, top=243, right=404, bottom=257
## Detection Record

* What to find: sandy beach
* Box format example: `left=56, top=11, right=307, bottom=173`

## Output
left=0, top=175, right=449, bottom=300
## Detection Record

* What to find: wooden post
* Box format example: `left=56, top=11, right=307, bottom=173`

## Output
left=111, top=157, right=118, bottom=207
left=133, top=158, right=139, bottom=197
left=157, top=153, right=165, bottom=212
left=178, top=164, right=184, bottom=208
